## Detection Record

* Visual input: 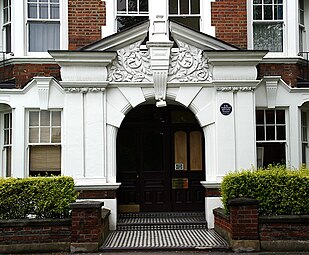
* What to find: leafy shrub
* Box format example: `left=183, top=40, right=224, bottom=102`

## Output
left=0, top=176, right=77, bottom=219
left=221, top=165, right=309, bottom=215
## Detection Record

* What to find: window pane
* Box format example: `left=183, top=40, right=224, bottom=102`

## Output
left=117, top=16, right=148, bottom=32
left=276, top=110, right=285, bottom=124
left=128, top=0, right=137, bottom=12
left=52, top=128, right=61, bottom=143
left=180, top=0, right=189, bottom=14
left=4, top=114, right=9, bottom=128
left=139, top=0, right=148, bottom=12
left=264, top=0, right=272, bottom=4
left=29, top=112, right=39, bottom=126
left=50, top=4, right=59, bottom=19
left=169, top=0, right=178, bottom=14
left=253, top=5, right=262, bottom=20
left=253, top=23, right=283, bottom=52
left=169, top=16, right=200, bottom=30
left=266, top=110, right=275, bottom=124
left=266, top=126, right=275, bottom=140
left=191, top=0, right=200, bottom=14
left=190, top=131, right=203, bottom=171
left=277, top=126, right=286, bottom=140
left=256, top=110, right=264, bottom=124
left=264, top=5, right=273, bottom=20
left=39, top=3, right=48, bottom=19
left=117, top=0, right=126, bottom=12
left=30, top=145, right=61, bottom=172
left=29, top=22, right=60, bottom=52
left=29, top=127, right=39, bottom=143
left=52, top=111, right=61, bottom=126
left=40, top=111, right=50, bottom=126
left=5, top=24, right=11, bottom=53
left=256, top=126, right=265, bottom=140
left=40, top=127, right=50, bottom=143
left=4, top=130, right=9, bottom=145
left=28, top=3, right=37, bottom=18
left=254, top=0, right=262, bottom=3
left=174, top=131, right=187, bottom=171
left=274, top=5, right=283, bottom=20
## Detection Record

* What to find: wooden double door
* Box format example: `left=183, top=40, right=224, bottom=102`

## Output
left=117, top=105, right=205, bottom=212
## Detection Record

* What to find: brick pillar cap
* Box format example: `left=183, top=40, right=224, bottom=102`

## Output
left=70, top=200, right=104, bottom=209
left=228, top=197, right=259, bottom=206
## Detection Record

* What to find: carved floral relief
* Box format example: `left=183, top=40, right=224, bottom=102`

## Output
left=108, top=41, right=152, bottom=82
left=168, top=41, right=212, bottom=82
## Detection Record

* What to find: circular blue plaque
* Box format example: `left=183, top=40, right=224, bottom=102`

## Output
left=220, top=103, right=232, bottom=116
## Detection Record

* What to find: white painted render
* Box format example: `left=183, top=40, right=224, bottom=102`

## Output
left=1, top=19, right=309, bottom=228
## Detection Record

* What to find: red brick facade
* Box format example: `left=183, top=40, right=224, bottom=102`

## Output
left=1, top=63, right=61, bottom=89
left=211, top=0, right=247, bottom=49
left=68, top=0, right=106, bottom=50
left=258, top=63, right=302, bottom=88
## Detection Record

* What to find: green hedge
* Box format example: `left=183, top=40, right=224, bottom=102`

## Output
left=221, top=165, right=309, bottom=215
left=0, top=176, right=77, bottom=219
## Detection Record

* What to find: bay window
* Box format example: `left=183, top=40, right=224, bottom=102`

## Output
left=301, top=111, right=308, bottom=165
left=28, top=110, right=61, bottom=176
left=27, top=0, right=60, bottom=52
left=256, top=109, right=286, bottom=167
left=3, top=112, right=12, bottom=177
left=3, top=0, right=11, bottom=53
left=253, top=0, right=283, bottom=52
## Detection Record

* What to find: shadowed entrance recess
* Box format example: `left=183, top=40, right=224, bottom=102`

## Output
left=101, top=212, right=229, bottom=251
left=117, top=105, right=205, bottom=213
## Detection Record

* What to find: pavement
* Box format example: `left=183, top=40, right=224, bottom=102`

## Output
left=17, top=251, right=309, bottom=255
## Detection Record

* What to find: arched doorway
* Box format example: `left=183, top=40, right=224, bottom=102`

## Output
left=117, top=104, right=205, bottom=212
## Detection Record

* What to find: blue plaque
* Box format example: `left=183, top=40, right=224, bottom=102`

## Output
left=220, top=103, right=232, bottom=116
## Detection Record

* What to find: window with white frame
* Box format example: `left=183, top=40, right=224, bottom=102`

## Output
left=301, top=111, right=307, bottom=164
left=256, top=109, right=286, bottom=167
left=299, top=0, right=306, bottom=53
left=27, top=0, right=60, bottom=52
left=3, top=112, right=12, bottom=177
left=168, top=0, right=200, bottom=31
left=116, top=0, right=149, bottom=32
left=3, top=0, right=11, bottom=53
left=28, top=110, right=61, bottom=176
left=253, top=0, right=283, bottom=52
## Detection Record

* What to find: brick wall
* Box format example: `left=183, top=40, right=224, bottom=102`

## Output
left=0, top=63, right=61, bottom=89
left=211, top=0, right=247, bottom=49
left=258, top=63, right=301, bottom=87
left=68, top=0, right=106, bottom=50
left=214, top=199, right=309, bottom=252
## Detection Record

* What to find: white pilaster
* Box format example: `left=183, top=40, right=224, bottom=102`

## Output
left=106, top=124, right=118, bottom=183
left=289, top=104, right=301, bottom=168
left=11, top=107, right=25, bottom=177
left=203, top=124, right=217, bottom=182
left=12, top=0, right=25, bottom=56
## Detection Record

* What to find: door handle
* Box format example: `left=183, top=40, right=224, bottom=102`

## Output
left=137, top=174, right=139, bottom=178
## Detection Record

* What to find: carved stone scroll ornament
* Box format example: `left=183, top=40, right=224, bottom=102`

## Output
left=108, top=41, right=153, bottom=82
left=64, top=87, right=106, bottom=93
left=216, top=87, right=255, bottom=92
left=168, top=41, right=212, bottom=82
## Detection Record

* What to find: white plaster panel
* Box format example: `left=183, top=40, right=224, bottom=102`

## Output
left=48, top=82, right=65, bottom=108
left=62, top=93, right=84, bottom=177
left=106, top=102, right=125, bottom=128
left=213, top=66, right=257, bottom=80
left=205, top=197, right=223, bottom=229
left=190, top=87, right=215, bottom=114
left=103, top=199, right=117, bottom=230
left=107, top=88, right=131, bottom=114
left=235, top=92, right=256, bottom=169
left=84, top=92, right=105, bottom=177
left=289, top=105, right=301, bottom=168
left=175, top=86, right=202, bottom=107
left=196, top=103, right=215, bottom=127
left=61, top=66, right=108, bottom=81
left=255, top=84, right=268, bottom=107
left=118, top=87, right=146, bottom=108
left=216, top=92, right=236, bottom=177
left=203, top=124, right=217, bottom=182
